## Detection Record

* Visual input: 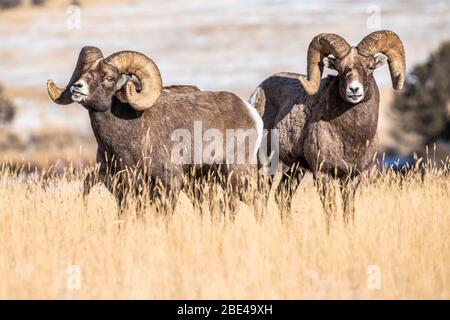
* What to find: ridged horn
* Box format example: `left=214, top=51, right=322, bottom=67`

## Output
left=47, top=46, right=103, bottom=104
left=357, top=30, right=406, bottom=90
left=299, top=33, right=351, bottom=95
left=104, top=51, right=162, bottom=111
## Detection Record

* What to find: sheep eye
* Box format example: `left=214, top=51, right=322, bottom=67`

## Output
left=105, top=77, right=114, bottom=82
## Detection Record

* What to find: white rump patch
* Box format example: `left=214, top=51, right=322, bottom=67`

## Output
left=243, top=98, right=263, bottom=159
left=248, top=87, right=260, bottom=108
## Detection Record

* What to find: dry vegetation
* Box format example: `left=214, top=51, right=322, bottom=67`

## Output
left=0, top=160, right=448, bottom=299
left=0, top=126, right=96, bottom=172
left=0, top=0, right=449, bottom=300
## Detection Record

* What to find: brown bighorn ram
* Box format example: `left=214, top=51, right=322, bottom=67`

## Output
left=250, top=30, right=405, bottom=229
left=47, top=47, right=263, bottom=212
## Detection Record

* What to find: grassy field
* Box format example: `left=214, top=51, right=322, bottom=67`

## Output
left=1, top=0, right=449, bottom=300
left=0, top=161, right=448, bottom=300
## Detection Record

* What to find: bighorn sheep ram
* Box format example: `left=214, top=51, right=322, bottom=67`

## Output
left=250, top=30, right=405, bottom=227
left=47, top=47, right=262, bottom=211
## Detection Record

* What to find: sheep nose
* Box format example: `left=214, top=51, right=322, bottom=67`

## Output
left=349, top=86, right=360, bottom=93
left=73, top=81, right=84, bottom=88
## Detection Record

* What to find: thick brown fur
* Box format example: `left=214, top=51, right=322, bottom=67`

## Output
left=85, top=88, right=258, bottom=212
left=251, top=62, right=382, bottom=228
left=68, top=59, right=260, bottom=213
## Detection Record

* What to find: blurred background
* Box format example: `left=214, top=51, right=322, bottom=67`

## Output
left=0, top=0, right=449, bottom=170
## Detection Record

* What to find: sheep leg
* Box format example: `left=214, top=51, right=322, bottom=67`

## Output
left=82, top=165, right=107, bottom=208
left=148, top=173, right=182, bottom=215
left=184, top=167, right=207, bottom=214
left=221, top=164, right=254, bottom=218
left=315, top=173, right=337, bottom=233
left=275, top=165, right=304, bottom=218
left=108, top=173, right=129, bottom=216
left=340, top=176, right=360, bottom=225
left=82, top=164, right=133, bottom=217
left=82, top=170, right=97, bottom=204
left=227, top=165, right=245, bottom=217
left=166, top=174, right=183, bottom=214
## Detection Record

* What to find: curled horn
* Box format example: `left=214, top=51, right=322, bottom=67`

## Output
left=47, top=46, right=103, bottom=105
left=357, top=30, right=406, bottom=90
left=104, top=51, right=162, bottom=111
left=299, top=33, right=351, bottom=95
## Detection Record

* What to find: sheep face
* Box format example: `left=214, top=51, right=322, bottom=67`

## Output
left=324, top=48, right=387, bottom=104
left=70, top=61, right=127, bottom=112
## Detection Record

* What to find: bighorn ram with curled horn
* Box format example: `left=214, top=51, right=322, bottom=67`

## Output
left=48, top=47, right=263, bottom=211
left=250, top=30, right=405, bottom=229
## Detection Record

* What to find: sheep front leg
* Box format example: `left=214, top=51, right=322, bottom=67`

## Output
left=164, top=173, right=183, bottom=214
left=83, top=165, right=129, bottom=216
left=83, top=170, right=128, bottom=217
left=315, top=173, right=337, bottom=233
left=83, top=171, right=96, bottom=203
left=83, top=166, right=107, bottom=208
left=340, top=176, right=360, bottom=225
left=216, top=164, right=256, bottom=219
left=275, top=165, right=304, bottom=218
left=148, top=173, right=183, bottom=215
left=223, top=164, right=247, bottom=218
left=111, top=174, right=129, bottom=216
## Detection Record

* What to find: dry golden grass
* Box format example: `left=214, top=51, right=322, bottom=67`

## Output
left=0, top=162, right=449, bottom=299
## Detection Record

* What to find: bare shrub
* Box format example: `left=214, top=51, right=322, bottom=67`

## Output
left=0, top=0, right=21, bottom=9
left=391, top=41, right=450, bottom=151
left=0, top=0, right=47, bottom=9
left=0, top=85, right=15, bottom=125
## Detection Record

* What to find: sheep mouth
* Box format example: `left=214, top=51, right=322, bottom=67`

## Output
left=71, top=92, right=87, bottom=102
left=347, top=94, right=363, bottom=102
left=70, top=88, right=88, bottom=102
left=70, top=87, right=86, bottom=95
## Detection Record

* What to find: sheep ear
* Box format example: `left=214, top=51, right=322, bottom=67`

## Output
left=323, top=56, right=337, bottom=70
left=115, top=75, right=143, bottom=103
left=374, top=53, right=388, bottom=69
left=115, top=74, right=131, bottom=91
